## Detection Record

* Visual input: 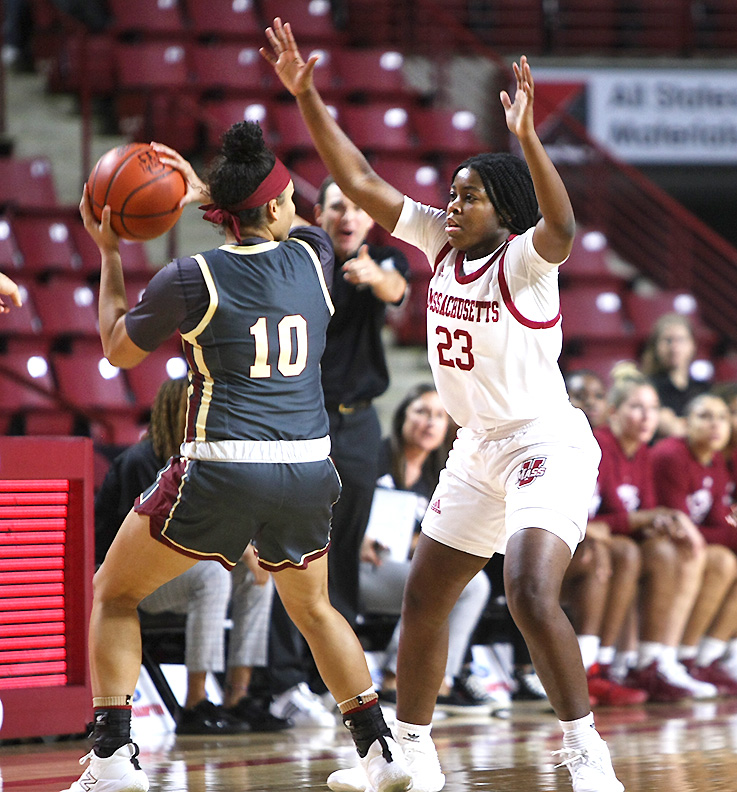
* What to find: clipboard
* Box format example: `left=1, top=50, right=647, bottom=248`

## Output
left=364, top=487, right=419, bottom=562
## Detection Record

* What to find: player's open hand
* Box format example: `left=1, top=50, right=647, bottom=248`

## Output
left=0, top=272, right=22, bottom=312
left=500, top=55, right=536, bottom=141
left=79, top=183, right=119, bottom=254
left=260, top=17, right=319, bottom=97
left=150, top=141, right=210, bottom=207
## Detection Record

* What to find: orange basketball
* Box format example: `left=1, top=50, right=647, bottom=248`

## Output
left=87, top=143, right=187, bottom=241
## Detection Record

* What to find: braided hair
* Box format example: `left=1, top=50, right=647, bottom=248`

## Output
left=453, top=153, right=538, bottom=234
left=148, top=377, right=188, bottom=464
left=206, top=121, right=279, bottom=227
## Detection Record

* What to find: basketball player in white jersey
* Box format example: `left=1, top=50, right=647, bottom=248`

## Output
left=263, top=19, right=624, bottom=792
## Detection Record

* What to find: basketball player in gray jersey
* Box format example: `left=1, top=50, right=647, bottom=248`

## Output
left=70, top=121, right=412, bottom=792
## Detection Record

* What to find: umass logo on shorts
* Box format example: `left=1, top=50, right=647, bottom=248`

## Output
left=517, top=456, right=547, bottom=487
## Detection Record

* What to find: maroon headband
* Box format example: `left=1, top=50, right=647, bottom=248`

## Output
left=200, top=158, right=291, bottom=243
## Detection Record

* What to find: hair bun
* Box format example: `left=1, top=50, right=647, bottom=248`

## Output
left=221, top=121, right=268, bottom=165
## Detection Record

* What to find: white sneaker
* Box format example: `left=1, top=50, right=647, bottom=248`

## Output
left=271, top=682, right=337, bottom=727
left=553, top=738, right=624, bottom=792
left=401, top=736, right=445, bottom=792
left=659, top=660, right=718, bottom=699
left=326, top=735, right=444, bottom=792
left=360, top=736, right=412, bottom=792
left=61, top=743, right=149, bottom=792
left=327, top=765, right=368, bottom=792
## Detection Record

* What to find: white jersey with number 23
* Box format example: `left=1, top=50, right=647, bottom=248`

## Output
left=392, top=197, right=572, bottom=434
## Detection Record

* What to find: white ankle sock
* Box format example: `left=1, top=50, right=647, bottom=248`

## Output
left=577, top=635, right=601, bottom=671
left=560, top=712, right=597, bottom=750
left=658, top=646, right=678, bottom=670
left=696, top=637, right=728, bottom=668
left=637, top=641, right=663, bottom=669
left=395, top=720, right=432, bottom=744
left=677, top=644, right=698, bottom=662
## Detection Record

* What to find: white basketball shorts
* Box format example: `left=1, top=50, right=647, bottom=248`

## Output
left=422, top=406, right=601, bottom=558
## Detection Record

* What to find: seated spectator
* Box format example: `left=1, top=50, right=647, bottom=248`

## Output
left=95, top=377, right=290, bottom=733
left=582, top=375, right=717, bottom=701
left=358, top=384, right=493, bottom=713
left=652, top=393, right=737, bottom=693
left=565, top=369, right=609, bottom=429
left=563, top=373, right=646, bottom=705
left=713, top=382, right=737, bottom=483
left=640, top=313, right=710, bottom=438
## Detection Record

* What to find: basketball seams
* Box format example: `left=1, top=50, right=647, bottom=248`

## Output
left=88, top=143, right=149, bottom=216
left=118, top=169, right=186, bottom=239
left=87, top=143, right=185, bottom=241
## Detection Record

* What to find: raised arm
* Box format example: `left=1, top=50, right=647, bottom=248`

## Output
left=501, top=56, right=575, bottom=263
left=261, top=18, right=404, bottom=233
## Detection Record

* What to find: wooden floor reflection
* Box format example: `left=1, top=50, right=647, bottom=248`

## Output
left=4, top=698, right=737, bottom=791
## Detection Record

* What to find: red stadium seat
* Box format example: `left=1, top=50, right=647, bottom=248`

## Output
left=70, top=221, right=154, bottom=276
left=0, top=351, right=57, bottom=412
left=108, top=0, right=186, bottom=36
left=12, top=212, right=84, bottom=275
left=0, top=278, right=43, bottom=338
left=201, top=99, right=274, bottom=151
left=261, top=0, right=347, bottom=43
left=370, top=156, right=446, bottom=208
left=560, top=285, right=634, bottom=350
left=0, top=215, right=24, bottom=272
left=271, top=101, right=338, bottom=156
left=412, top=107, right=487, bottom=160
left=289, top=154, right=329, bottom=193
left=91, top=414, right=148, bottom=447
left=0, top=157, right=58, bottom=209
left=332, top=48, right=421, bottom=101
left=23, top=410, right=78, bottom=437
left=714, top=353, right=737, bottom=383
left=126, top=347, right=188, bottom=408
left=560, top=228, right=632, bottom=289
left=340, top=103, right=415, bottom=155
left=188, top=0, right=263, bottom=41
left=116, top=41, right=192, bottom=91
left=29, top=278, right=99, bottom=339
left=53, top=342, right=133, bottom=411
left=192, top=43, right=267, bottom=95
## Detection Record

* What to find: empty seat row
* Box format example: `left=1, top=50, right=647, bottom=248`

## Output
left=0, top=340, right=186, bottom=417
left=0, top=210, right=154, bottom=276
left=197, top=98, right=487, bottom=161
left=49, top=37, right=421, bottom=102
left=105, top=0, right=344, bottom=42
left=115, top=42, right=421, bottom=99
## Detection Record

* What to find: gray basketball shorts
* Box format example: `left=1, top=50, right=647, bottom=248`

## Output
left=134, top=456, right=342, bottom=570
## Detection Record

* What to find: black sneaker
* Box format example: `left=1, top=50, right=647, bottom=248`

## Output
left=513, top=668, right=548, bottom=701
left=176, top=699, right=249, bottom=735
left=377, top=688, right=397, bottom=704
left=227, top=696, right=293, bottom=732
left=435, top=674, right=494, bottom=714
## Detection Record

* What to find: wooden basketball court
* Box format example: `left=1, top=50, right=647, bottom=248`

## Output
left=3, top=697, right=737, bottom=791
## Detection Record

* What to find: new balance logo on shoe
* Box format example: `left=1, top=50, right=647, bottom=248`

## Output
left=430, top=500, right=441, bottom=515
left=78, top=772, right=98, bottom=792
